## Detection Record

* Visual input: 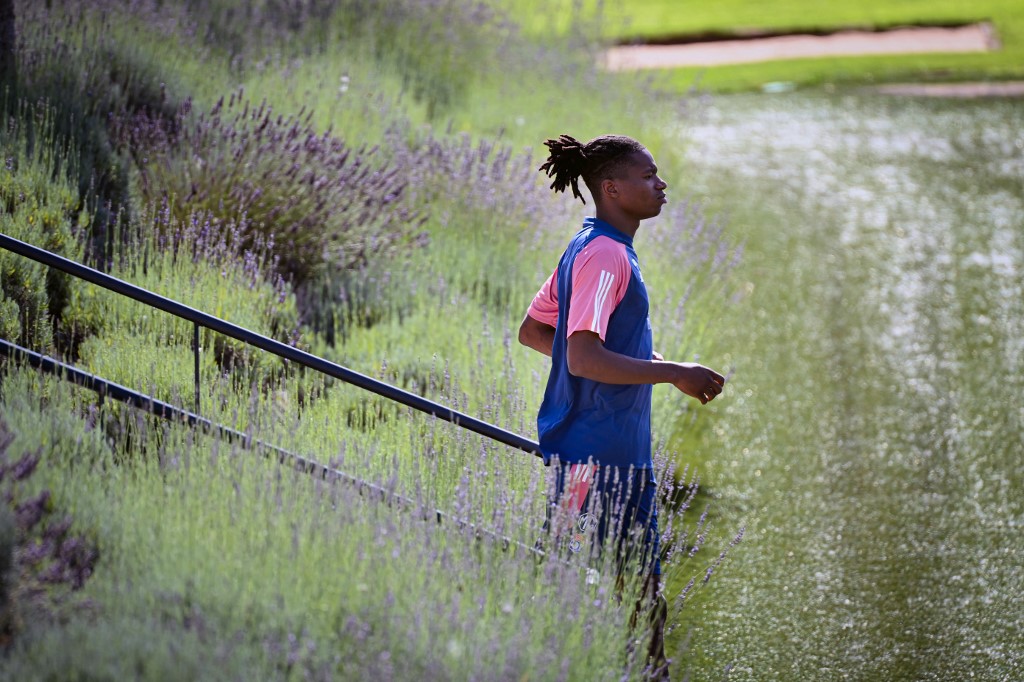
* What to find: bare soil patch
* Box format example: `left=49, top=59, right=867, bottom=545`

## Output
left=604, top=23, right=999, bottom=70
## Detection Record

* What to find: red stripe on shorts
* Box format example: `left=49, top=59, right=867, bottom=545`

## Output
left=561, top=463, right=597, bottom=515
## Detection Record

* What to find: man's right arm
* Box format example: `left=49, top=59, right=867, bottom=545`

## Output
left=518, top=314, right=555, bottom=357
left=520, top=268, right=559, bottom=357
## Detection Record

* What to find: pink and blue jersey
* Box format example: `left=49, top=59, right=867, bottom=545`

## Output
left=527, top=217, right=654, bottom=468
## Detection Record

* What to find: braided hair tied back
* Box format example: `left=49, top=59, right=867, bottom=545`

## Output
left=539, top=134, right=589, bottom=202
left=538, top=134, right=646, bottom=204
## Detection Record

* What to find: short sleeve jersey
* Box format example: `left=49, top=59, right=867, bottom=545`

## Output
left=527, top=217, right=654, bottom=468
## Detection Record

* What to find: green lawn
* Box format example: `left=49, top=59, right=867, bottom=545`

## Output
left=513, top=0, right=1024, bottom=91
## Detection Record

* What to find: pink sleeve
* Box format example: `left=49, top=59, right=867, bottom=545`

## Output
left=526, top=269, right=559, bottom=326
left=566, top=237, right=631, bottom=341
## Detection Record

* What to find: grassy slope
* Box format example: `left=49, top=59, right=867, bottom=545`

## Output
left=512, top=0, right=1024, bottom=91
left=0, top=3, right=743, bottom=679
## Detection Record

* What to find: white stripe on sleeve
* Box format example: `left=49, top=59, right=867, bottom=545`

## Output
left=590, top=270, right=614, bottom=335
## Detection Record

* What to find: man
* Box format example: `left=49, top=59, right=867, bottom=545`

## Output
left=519, top=133, right=725, bottom=679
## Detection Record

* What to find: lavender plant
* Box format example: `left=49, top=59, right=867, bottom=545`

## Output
left=134, top=90, right=427, bottom=285
left=11, top=1, right=190, bottom=249
left=0, top=365, right=739, bottom=680
left=0, top=416, right=98, bottom=646
left=63, top=201, right=304, bottom=414
left=299, top=127, right=570, bottom=345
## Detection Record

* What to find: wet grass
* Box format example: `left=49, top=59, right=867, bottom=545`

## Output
left=673, top=93, right=1024, bottom=680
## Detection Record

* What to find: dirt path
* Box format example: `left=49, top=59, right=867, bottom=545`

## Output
left=605, top=23, right=998, bottom=70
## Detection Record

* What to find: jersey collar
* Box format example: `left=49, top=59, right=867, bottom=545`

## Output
left=584, top=216, right=634, bottom=247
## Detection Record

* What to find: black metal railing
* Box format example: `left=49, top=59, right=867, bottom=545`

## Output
left=0, top=232, right=541, bottom=458
left=0, top=337, right=544, bottom=557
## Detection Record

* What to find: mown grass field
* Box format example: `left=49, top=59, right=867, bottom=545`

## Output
left=514, top=0, right=1024, bottom=91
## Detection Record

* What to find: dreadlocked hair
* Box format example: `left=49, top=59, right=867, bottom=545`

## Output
left=538, top=134, right=646, bottom=204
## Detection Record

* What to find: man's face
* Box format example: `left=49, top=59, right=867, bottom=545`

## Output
left=607, top=150, right=668, bottom=220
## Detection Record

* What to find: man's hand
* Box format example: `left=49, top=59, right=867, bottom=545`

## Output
left=669, top=362, right=726, bottom=404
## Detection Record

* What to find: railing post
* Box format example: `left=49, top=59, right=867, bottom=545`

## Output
left=193, top=322, right=200, bottom=414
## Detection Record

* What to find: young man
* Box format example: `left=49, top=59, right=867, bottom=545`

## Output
left=519, top=134, right=725, bottom=679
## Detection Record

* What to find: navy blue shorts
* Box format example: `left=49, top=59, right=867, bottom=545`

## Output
left=550, top=463, right=661, bottom=576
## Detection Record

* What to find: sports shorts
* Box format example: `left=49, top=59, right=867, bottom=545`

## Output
left=549, top=462, right=661, bottom=577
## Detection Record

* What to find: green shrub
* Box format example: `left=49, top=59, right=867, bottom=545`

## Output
left=0, top=297, right=19, bottom=342
left=0, top=102, right=85, bottom=353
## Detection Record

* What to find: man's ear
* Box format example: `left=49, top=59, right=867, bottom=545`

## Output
left=600, top=178, right=618, bottom=201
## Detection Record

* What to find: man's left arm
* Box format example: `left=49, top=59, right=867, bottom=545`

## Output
left=567, top=331, right=725, bottom=404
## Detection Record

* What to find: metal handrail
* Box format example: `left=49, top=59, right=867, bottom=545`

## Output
left=0, top=337, right=548, bottom=558
left=0, top=232, right=542, bottom=458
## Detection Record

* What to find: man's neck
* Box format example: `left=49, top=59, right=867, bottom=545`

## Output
left=594, top=205, right=640, bottom=238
